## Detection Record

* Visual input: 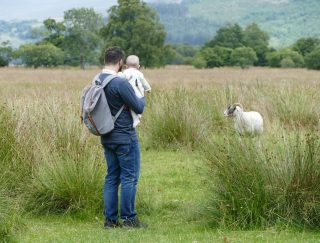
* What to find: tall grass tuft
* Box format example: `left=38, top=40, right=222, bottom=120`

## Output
left=202, top=131, right=320, bottom=229
left=0, top=190, right=23, bottom=243
left=0, top=105, right=33, bottom=193
left=270, top=88, right=319, bottom=128
left=279, top=132, right=320, bottom=227
left=202, top=135, right=271, bottom=228
left=23, top=99, right=105, bottom=215
left=143, top=88, right=208, bottom=149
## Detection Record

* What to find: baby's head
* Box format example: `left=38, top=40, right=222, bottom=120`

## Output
left=126, top=55, right=140, bottom=69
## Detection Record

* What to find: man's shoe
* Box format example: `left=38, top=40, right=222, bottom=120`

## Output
left=123, top=218, right=148, bottom=228
left=104, top=219, right=122, bottom=228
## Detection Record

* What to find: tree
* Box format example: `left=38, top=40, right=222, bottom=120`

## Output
left=63, top=8, right=103, bottom=69
left=17, top=43, right=64, bottom=68
left=196, top=46, right=232, bottom=68
left=41, top=18, right=66, bottom=48
left=292, top=38, right=320, bottom=57
left=101, top=0, right=167, bottom=68
left=266, top=48, right=305, bottom=68
left=206, top=23, right=244, bottom=49
left=243, top=23, right=269, bottom=66
left=0, top=41, right=13, bottom=67
left=230, top=47, right=257, bottom=68
left=305, top=47, right=320, bottom=70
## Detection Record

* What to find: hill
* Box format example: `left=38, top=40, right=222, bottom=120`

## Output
left=0, top=0, right=319, bottom=48
left=151, top=0, right=320, bottom=47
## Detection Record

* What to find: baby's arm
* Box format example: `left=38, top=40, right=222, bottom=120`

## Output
left=139, top=73, right=151, bottom=92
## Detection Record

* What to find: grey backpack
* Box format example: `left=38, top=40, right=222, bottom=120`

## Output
left=80, top=73, right=124, bottom=136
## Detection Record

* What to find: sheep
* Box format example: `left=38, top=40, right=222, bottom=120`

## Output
left=223, top=103, right=263, bottom=136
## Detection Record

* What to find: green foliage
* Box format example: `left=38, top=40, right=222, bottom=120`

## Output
left=292, top=38, right=320, bottom=57
left=230, top=47, right=258, bottom=68
left=0, top=41, right=13, bottom=67
left=243, top=23, right=269, bottom=66
left=101, top=0, right=167, bottom=67
left=206, top=23, right=244, bottom=49
left=280, top=57, right=295, bottom=68
left=166, top=44, right=198, bottom=65
left=305, top=47, right=320, bottom=70
left=63, top=8, right=103, bottom=68
left=40, top=18, right=66, bottom=49
left=192, top=56, right=207, bottom=69
left=194, top=46, right=232, bottom=68
left=17, top=43, right=64, bottom=68
left=267, top=48, right=305, bottom=68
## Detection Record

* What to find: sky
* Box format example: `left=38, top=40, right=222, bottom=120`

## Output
left=0, top=0, right=119, bottom=21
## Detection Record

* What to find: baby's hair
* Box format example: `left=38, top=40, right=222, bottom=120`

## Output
left=126, top=55, right=140, bottom=68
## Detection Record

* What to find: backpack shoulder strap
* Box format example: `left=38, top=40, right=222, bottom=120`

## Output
left=100, top=74, right=118, bottom=88
left=113, top=105, right=125, bottom=122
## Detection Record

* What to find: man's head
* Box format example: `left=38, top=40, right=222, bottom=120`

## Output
left=126, top=55, right=140, bottom=69
left=104, top=46, right=125, bottom=72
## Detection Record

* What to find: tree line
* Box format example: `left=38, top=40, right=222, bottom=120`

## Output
left=0, top=0, right=320, bottom=70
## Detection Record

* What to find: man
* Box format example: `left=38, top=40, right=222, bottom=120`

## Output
left=100, top=46, right=147, bottom=228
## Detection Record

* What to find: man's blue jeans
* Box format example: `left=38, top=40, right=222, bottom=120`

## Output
left=102, top=140, right=140, bottom=221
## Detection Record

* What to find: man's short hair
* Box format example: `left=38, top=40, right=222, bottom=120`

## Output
left=126, top=55, right=140, bottom=67
left=104, top=46, right=125, bottom=65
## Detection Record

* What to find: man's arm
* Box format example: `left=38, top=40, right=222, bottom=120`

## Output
left=118, top=80, right=145, bottom=114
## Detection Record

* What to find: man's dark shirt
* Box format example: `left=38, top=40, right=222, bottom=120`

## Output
left=99, top=72, right=145, bottom=145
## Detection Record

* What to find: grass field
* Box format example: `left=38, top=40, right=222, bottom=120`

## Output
left=0, top=66, right=319, bottom=242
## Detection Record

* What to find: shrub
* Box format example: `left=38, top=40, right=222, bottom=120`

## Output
left=192, top=56, right=207, bottom=69
left=230, top=47, right=258, bottom=68
left=17, top=43, right=64, bottom=68
left=280, top=57, right=295, bottom=68
left=305, top=47, right=320, bottom=70
left=267, top=48, right=305, bottom=68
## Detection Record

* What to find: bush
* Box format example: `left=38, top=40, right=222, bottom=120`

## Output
left=230, top=47, right=258, bottom=68
left=305, top=47, right=320, bottom=70
left=192, top=56, right=207, bottom=68
left=267, top=48, right=305, bottom=68
left=17, top=43, right=64, bottom=68
left=280, top=57, right=295, bottom=68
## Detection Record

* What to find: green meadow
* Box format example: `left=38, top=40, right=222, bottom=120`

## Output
left=0, top=66, right=319, bottom=242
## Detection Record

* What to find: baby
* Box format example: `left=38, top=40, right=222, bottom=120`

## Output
left=119, top=55, right=151, bottom=128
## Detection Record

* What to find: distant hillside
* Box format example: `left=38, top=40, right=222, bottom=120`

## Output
left=1, top=0, right=319, bottom=48
left=151, top=0, right=320, bottom=47
left=0, top=20, right=41, bottom=47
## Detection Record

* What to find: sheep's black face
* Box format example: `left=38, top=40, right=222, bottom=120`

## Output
left=223, top=105, right=236, bottom=117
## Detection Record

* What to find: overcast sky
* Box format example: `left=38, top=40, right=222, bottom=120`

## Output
left=0, top=0, right=119, bottom=20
